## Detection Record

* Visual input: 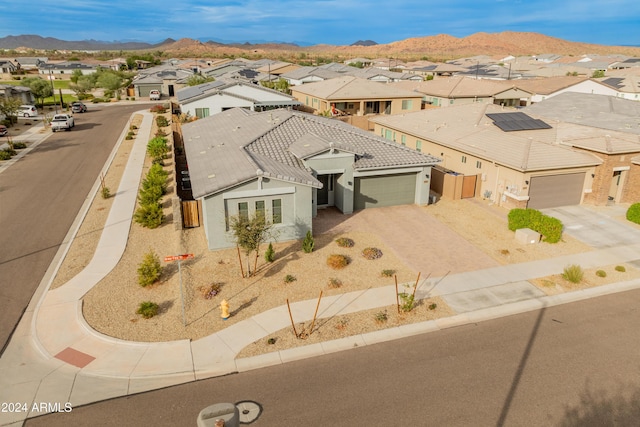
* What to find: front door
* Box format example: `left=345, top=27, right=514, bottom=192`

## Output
left=317, top=174, right=334, bottom=206
left=609, top=170, right=623, bottom=202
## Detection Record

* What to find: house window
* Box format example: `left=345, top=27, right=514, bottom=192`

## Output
left=195, top=108, right=210, bottom=119
left=238, top=202, right=249, bottom=222
left=384, top=129, right=392, bottom=140
left=272, top=199, right=282, bottom=224
left=401, top=135, right=406, bottom=145
left=255, top=200, right=265, bottom=220
left=476, top=161, right=482, bottom=169
left=462, top=155, right=467, bottom=163
left=402, top=100, right=413, bottom=110
left=416, top=140, right=422, bottom=152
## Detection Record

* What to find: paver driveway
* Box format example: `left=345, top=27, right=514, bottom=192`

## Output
left=313, top=204, right=499, bottom=277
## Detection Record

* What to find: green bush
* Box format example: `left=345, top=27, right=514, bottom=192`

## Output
left=134, top=202, right=164, bottom=228
left=627, top=203, right=640, bottom=225
left=264, top=243, right=275, bottom=263
left=562, top=264, right=584, bottom=284
left=156, top=115, right=169, bottom=127
left=284, top=274, right=297, bottom=283
left=137, top=301, right=159, bottom=318
left=381, top=269, right=395, bottom=277
left=302, top=230, right=314, bottom=253
left=147, top=136, right=169, bottom=161
left=615, top=265, right=626, bottom=273
left=137, top=251, right=162, bottom=287
left=0, top=151, right=12, bottom=160
left=12, top=142, right=27, bottom=149
left=596, top=270, right=607, bottom=278
left=508, top=208, right=563, bottom=243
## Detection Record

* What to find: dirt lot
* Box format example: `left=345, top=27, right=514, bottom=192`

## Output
left=49, top=111, right=639, bottom=357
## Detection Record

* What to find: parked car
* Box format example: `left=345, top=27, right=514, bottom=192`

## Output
left=50, top=114, right=75, bottom=132
left=149, top=90, right=161, bottom=101
left=18, top=105, right=38, bottom=117
left=0, top=125, right=7, bottom=136
left=71, top=102, right=87, bottom=113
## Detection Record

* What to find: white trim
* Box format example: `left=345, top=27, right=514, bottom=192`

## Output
left=504, top=191, right=530, bottom=201
left=315, top=168, right=345, bottom=175
left=223, top=187, right=295, bottom=200
left=612, top=166, right=630, bottom=172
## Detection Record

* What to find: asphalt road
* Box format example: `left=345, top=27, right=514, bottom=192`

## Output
left=25, top=288, right=640, bottom=427
left=0, top=104, right=144, bottom=353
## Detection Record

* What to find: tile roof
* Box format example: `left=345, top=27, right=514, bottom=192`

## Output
left=372, top=103, right=603, bottom=172
left=182, top=108, right=440, bottom=199
left=290, top=76, right=422, bottom=100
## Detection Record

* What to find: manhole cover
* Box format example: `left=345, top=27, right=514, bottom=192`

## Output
left=235, top=400, right=262, bottom=424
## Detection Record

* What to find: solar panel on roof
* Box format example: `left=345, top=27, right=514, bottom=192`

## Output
left=602, top=77, right=624, bottom=89
left=486, top=112, right=552, bottom=132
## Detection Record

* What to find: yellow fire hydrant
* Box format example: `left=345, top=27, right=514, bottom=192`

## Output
left=220, top=299, right=230, bottom=320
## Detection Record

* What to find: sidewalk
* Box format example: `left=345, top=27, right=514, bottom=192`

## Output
left=2, top=112, right=640, bottom=425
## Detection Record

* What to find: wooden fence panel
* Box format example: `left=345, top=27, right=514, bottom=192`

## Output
left=182, top=200, right=200, bottom=228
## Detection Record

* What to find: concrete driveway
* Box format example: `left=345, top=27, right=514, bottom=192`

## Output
left=313, top=205, right=499, bottom=277
left=542, top=205, right=640, bottom=249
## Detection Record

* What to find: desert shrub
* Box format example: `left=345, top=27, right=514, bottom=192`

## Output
left=144, top=163, right=168, bottom=193
left=155, top=115, right=169, bottom=128
left=327, top=254, right=349, bottom=269
left=134, top=202, right=164, bottom=228
left=284, top=274, right=297, bottom=283
left=362, top=247, right=383, bottom=260
left=155, top=129, right=168, bottom=137
left=327, top=277, right=342, bottom=288
left=508, top=208, right=563, bottom=243
left=201, top=283, right=221, bottom=299
left=375, top=310, right=388, bottom=324
left=137, top=251, right=162, bottom=287
left=138, top=183, right=164, bottom=205
left=137, top=301, right=159, bottom=318
left=562, top=264, right=584, bottom=284
left=0, top=151, right=12, bottom=160
left=302, top=230, right=314, bottom=253
left=150, top=104, right=166, bottom=113
left=264, top=243, right=275, bottom=263
left=147, top=136, right=169, bottom=161
left=428, top=303, right=438, bottom=310
left=130, top=124, right=138, bottom=130
left=125, top=134, right=134, bottom=140
left=12, top=142, right=27, bottom=149
left=398, top=290, right=415, bottom=312
left=381, top=269, right=395, bottom=277
left=335, top=237, right=355, bottom=248
left=615, top=265, right=626, bottom=273
left=3, top=148, right=17, bottom=157
left=627, top=203, right=640, bottom=225
left=101, top=185, right=111, bottom=199
left=595, top=270, right=607, bottom=278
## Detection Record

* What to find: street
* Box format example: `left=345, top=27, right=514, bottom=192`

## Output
left=25, top=287, right=640, bottom=426
left=0, top=104, right=145, bottom=352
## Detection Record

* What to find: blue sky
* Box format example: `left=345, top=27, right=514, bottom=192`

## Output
left=2, top=0, right=639, bottom=46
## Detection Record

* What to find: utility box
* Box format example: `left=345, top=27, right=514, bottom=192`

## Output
left=515, top=228, right=540, bottom=244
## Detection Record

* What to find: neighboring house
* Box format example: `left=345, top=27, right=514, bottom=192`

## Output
left=256, top=61, right=300, bottom=77
left=513, top=76, right=617, bottom=103
left=456, top=63, right=528, bottom=80
left=176, top=80, right=301, bottom=118
left=39, top=62, right=98, bottom=77
left=347, top=67, right=423, bottom=83
left=0, top=60, right=18, bottom=76
left=280, top=66, right=344, bottom=86
left=0, top=84, right=34, bottom=105
left=344, top=58, right=374, bottom=67
left=372, top=102, right=605, bottom=210
left=389, top=76, right=534, bottom=107
left=132, top=65, right=195, bottom=98
left=406, top=63, right=467, bottom=78
left=596, top=69, right=640, bottom=101
left=181, top=108, right=440, bottom=250
left=14, top=57, right=47, bottom=70
left=290, top=76, right=423, bottom=116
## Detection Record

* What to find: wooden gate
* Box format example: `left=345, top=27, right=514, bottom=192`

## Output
left=461, top=175, right=477, bottom=199
left=182, top=200, right=200, bottom=228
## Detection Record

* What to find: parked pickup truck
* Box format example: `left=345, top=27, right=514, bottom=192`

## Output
left=149, top=90, right=161, bottom=100
left=50, top=114, right=75, bottom=132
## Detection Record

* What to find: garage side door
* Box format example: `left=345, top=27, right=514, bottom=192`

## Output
left=528, top=173, right=585, bottom=209
left=354, top=173, right=416, bottom=210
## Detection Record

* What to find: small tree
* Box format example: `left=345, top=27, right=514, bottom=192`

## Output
left=265, top=242, right=275, bottom=263
left=0, top=97, right=22, bottom=124
left=22, top=77, right=53, bottom=108
left=228, top=213, right=275, bottom=277
left=137, top=250, right=162, bottom=286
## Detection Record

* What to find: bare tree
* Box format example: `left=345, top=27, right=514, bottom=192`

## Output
left=228, top=213, right=276, bottom=277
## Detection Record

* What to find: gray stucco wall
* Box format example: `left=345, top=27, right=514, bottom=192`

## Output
left=305, top=152, right=355, bottom=215
left=202, top=177, right=314, bottom=250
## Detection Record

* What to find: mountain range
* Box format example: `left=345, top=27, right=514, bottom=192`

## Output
left=1, top=33, right=640, bottom=60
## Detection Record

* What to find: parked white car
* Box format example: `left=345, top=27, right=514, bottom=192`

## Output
left=18, top=105, right=38, bottom=117
left=149, top=90, right=161, bottom=100
left=50, top=114, right=75, bottom=132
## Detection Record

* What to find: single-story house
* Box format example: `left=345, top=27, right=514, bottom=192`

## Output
left=290, top=76, right=423, bottom=116
left=389, top=76, right=534, bottom=107
left=132, top=65, right=195, bottom=98
left=0, top=84, right=34, bottom=105
left=596, top=71, right=640, bottom=101
left=0, top=60, right=19, bottom=75
left=176, top=80, right=301, bottom=118
left=39, top=62, right=97, bottom=78
left=372, top=102, right=605, bottom=210
left=182, top=108, right=440, bottom=250
left=280, top=66, right=344, bottom=86
left=514, top=76, right=618, bottom=103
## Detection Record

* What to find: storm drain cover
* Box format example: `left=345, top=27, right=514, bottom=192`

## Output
left=236, top=400, right=262, bottom=424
